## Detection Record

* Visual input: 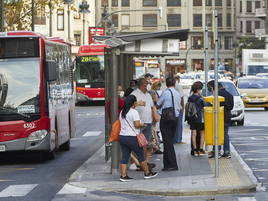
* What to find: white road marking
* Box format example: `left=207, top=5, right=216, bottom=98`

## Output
left=57, top=184, right=87, bottom=194
left=232, top=129, right=264, bottom=133
left=253, top=169, right=268, bottom=172
left=0, top=184, right=38, bottom=197
left=238, top=197, right=257, bottom=201
left=83, top=131, right=102, bottom=137
left=244, top=158, right=268, bottom=161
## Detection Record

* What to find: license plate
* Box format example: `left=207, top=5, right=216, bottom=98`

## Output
left=250, top=99, right=263, bottom=103
left=0, top=145, right=6, bottom=152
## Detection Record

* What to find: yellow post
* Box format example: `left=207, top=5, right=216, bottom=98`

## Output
left=204, top=96, right=225, bottom=146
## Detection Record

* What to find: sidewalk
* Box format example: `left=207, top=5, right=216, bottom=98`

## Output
left=56, top=126, right=257, bottom=197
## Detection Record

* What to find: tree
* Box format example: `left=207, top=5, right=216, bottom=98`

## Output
left=4, top=0, right=66, bottom=31
left=237, top=37, right=266, bottom=59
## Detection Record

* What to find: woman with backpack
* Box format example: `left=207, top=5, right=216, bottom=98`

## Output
left=187, top=82, right=206, bottom=156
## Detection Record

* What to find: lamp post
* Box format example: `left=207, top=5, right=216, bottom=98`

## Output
left=31, top=0, right=34, bottom=31
left=64, top=0, right=74, bottom=42
left=79, top=0, right=90, bottom=45
left=0, top=0, right=4, bottom=32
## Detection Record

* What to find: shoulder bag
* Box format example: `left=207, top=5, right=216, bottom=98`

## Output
left=126, top=119, right=148, bottom=147
left=108, top=119, right=121, bottom=142
left=161, top=89, right=177, bottom=123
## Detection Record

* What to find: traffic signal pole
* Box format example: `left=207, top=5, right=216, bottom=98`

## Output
left=0, top=0, right=4, bottom=32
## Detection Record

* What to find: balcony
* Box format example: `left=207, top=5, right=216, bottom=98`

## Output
left=256, top=8, right=266, bottom=19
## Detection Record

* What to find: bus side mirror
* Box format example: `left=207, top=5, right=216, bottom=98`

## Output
left=46, top=61, right=57, bottom=81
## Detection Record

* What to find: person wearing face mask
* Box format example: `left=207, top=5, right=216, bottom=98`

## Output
left=187, top=82, right=206, bottom=156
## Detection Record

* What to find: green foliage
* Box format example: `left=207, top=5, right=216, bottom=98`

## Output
left=238, top=37, right=266, bottom=59
left=4, top=0, right=66, bottom=31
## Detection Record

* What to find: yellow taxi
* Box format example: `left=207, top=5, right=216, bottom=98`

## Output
left=236, top=77, right=268, bottom=111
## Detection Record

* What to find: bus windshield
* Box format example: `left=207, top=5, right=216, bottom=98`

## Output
left=238, top=79, right=268, bottom=89
left=0, top=58, right=40, bottom=121
left=76, top=55, right=105, bottom=88
left=248, top=65, right=268, bottom=75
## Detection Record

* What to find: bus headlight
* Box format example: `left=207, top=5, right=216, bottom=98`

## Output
left=27, top=130, right=48, bottom=142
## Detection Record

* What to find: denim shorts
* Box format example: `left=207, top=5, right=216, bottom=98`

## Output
left=119, top=135, right=145, bottom=164
left=141, top=123, right=152, bottom=141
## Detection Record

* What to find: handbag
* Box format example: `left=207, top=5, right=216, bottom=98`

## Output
left=161, top=89, right=177, bottom=122
left=126, top=119, right=148, bottom=147
left=108, top=119, right=121, bottom=142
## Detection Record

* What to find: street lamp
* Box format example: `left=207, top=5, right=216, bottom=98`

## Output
left=64, top=0, right=74, bottom=42
left=31, top=0, right=34, bottom=31
left=0, top=0, right=4, bottom=32
left=79, top=0, right=90, bottom=45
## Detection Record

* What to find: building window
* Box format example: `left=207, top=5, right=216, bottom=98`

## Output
left=255, top=21, right=260, bottom=29
left=224, top=36, right=233, bottom=50
left=143, top=14, right=157, bottom=27
left=206, top=0, right=212, bottom=6
left=112, top=14, right=118, bottom=27
left=215, top=0, right=222, bottom=6
left=74, top=32, right=81, bottom=46
left=167, top=0, right=181, bottom=6
left=246, top=1, right=252, bottom=12
left=193, top=14, right=202, bottom=27
left=192, top=36, right=203, bottom=49
left=122, top=15, right=130, bottom=28
left=57, top=9, right=64, bottom=30
left=240, top=1, right=242, bottom=12
left=206, top=14, right=212, bottom=27
left=255, top=1, right=261, bottom=9
left=167, top=14, right=181, bottom=27
left=179, top=41, right=187, bottom=50
left=112, top=0, right=118, bottom=6
left=227, top=13, right=231, bottom=27
left=122, top=0, right=130, bottom=7
left=193, top=0, right=202, bottom=6
left=101, top=0, right=108, bottom=7
left=240, top=21, right=243, bottom=33
left=226, top=0, right=231, bottom=6
left=217, top=13, right=222, bottom=27
left=143, top=0, right=157, bottom=6
left=35, top=6, right=46, bottom=25
left=246, top=21, right=252, bottom=33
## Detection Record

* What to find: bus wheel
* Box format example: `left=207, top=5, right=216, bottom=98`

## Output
left=60, top=140, right=70, bottom=151
left=265, top=107, right=268, bottom=111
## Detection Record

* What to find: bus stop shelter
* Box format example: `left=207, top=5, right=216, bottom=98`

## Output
left=94, top=29, right=189, bottom=174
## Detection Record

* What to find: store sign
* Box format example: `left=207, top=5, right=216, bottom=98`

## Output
left=166, top=59, right=185, bottom=65
left=89, top=27, right=105, bottom=44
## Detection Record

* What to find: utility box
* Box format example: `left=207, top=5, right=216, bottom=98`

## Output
left=204, top=96, right=225, bottom=146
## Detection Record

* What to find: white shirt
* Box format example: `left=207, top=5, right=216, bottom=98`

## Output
left=175, top=81, right=185, bottom=98
left=131, top=89, right=154, bottom=123
left=119, top=108, right=140, bottom=136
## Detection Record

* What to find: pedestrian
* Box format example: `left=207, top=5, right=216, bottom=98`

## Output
left=124, top=80, right=137, bottom=98
left=156, top=77, right=181, bottom=171
left=119, top=95, right=158, bottom=182
left=207, top=80, right=234, bottom=159
left=131, top=78, right=156, bottom=168
left=144, top=73, right=153, bottom=91
left=187, top=82, right=206, bottom=156
left=174, top=75, right=186, bottom=144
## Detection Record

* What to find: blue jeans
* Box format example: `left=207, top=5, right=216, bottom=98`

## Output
left=141, top=123, right=152, bottom=141
left=174, top=112, right=183, bottom=143
left=213, top=123, right=230, bottom=153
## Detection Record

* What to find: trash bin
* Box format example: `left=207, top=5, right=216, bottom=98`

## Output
left=204, top=96, right=225, bottom=146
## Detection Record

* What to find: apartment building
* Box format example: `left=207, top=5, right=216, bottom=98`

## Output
left=237, top=0, right=265, bottom=38
left=95, top=0, right=236, bottom=74
left=35, top=0, right=95, bottom=55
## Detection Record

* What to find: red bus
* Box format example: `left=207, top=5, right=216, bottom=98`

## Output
left=75, top=43, right=106, bottom=103
left=0, top=31, right=76, bottom=159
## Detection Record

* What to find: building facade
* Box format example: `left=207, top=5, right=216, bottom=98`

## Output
left=35, top=0, right=95, bottom=55
left=95, top=0, right=236, bottom=75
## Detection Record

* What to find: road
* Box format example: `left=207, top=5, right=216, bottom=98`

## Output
left=0, top=105, right=104, bottom=201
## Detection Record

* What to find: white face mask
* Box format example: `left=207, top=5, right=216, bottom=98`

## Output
left=119, top=91, right=124, bottom=98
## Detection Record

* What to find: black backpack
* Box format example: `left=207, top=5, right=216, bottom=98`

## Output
left=185, top=100, right=198, bottom=124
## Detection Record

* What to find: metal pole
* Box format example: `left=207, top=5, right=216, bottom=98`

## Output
left=49, top=1, right=52, bottom=37
left=31, top=0, right=35, bottom=31
left=83, top=12, right=85, bottom=45
left=67, top=3, right=70, bottom=41
left=213, top=10, right=219, bottom=178
left=111, top=48, right=119, bottom=175
left=0, top=0, right=4, bottom=32
left=204, top=26, right=209, bottom=96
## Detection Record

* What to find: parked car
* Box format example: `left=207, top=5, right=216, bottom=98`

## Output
left=179, top=73, right=195, bottom=89
left=236, top=77, right=268, bottom=111
left=202, top=80, right=245, bottom=125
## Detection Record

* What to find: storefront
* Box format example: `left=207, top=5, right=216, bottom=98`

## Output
left=165, top=59, right=186, bottom=77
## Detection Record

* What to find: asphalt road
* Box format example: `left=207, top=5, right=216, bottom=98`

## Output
left=0, top=105, right=104, bottom=201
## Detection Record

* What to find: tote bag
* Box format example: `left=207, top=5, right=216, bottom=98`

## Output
left=108, top=120, right=121, bottom=142
left=126, top=119, right=148, bottom=147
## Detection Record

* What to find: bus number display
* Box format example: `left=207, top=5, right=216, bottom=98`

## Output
left=81, top=56, right=100, bottom=63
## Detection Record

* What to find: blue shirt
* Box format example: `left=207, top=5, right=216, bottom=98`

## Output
left=157, top=87, right=181, bottom=117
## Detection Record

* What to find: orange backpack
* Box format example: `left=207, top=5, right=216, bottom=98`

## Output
left=108, top=120, right=121, bottom=142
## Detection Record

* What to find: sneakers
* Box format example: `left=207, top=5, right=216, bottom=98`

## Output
left=154, top=150, right=163, bottom=154
left=198, top=149, right=207, bottom=156
left=208, top=152, right=222, bottom=159
left=144, top=172, right=158, bottom=179
left=129, top=163, right=137, bottom=170
left=221, top=152, right=231, bottom=159
left=120, top=175, right=134, bottom=182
